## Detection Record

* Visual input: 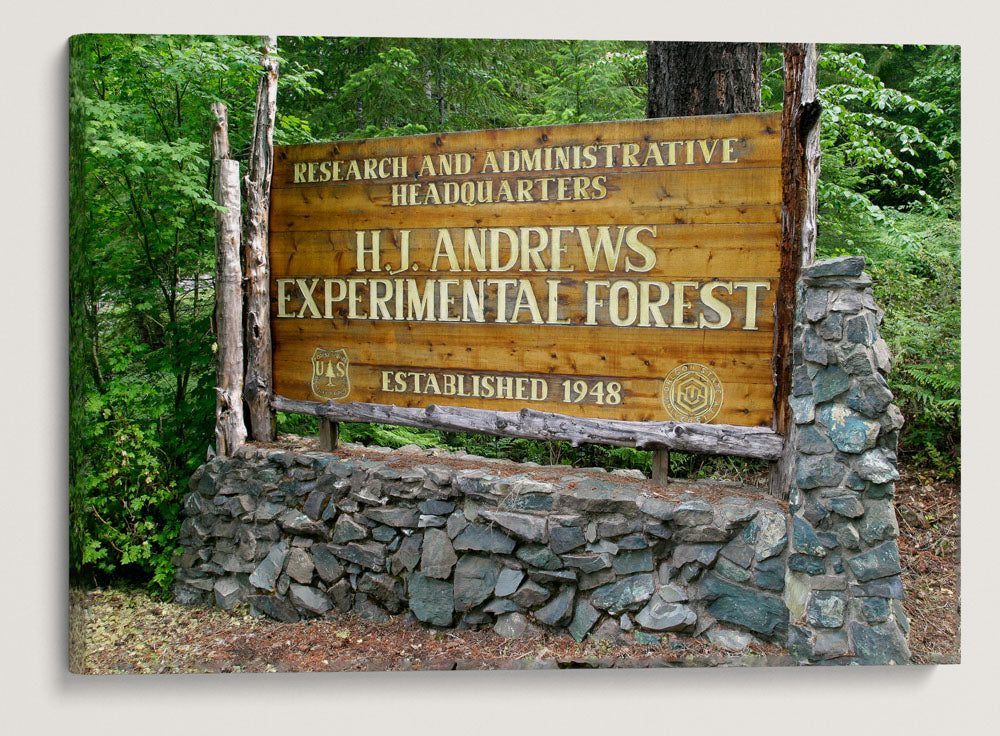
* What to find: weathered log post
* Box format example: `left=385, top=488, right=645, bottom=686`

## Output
left=769, top=42, right=821, bottom=499
left=211, top=102, right=247, bottom=456
left=244, top=35, right=279, bottom=442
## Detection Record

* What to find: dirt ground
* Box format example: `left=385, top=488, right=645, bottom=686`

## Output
left=69, top=465, right=959, bottom=673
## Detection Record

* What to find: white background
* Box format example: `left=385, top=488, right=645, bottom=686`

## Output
left=1, top=1, right=995, bottom=733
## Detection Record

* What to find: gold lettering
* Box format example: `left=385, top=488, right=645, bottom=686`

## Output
left=276, top=278, right=294, bottom=316
left=672, top=281, right=698, bottom=327
left=734, top=281, right=770, bottom=330
left=721, top=138, right=739, bottom=164
left=585, top=281, right=610, bottom=325
left=293, top=163, right=307, bottom=183
left=296, top=278, right=322, bottom=318
left=624, top=225, right=657, bottom=272
left=431, top=229, right=461, bottom=272
left=639, top=281, right=669, bottom=327
left=545, top=279, right=570, bottom=324
left=699, top=281, right=733, bottom=329
left=511, top=280, right=543, bottom=324
left=355, top=231, right=381, bottom=271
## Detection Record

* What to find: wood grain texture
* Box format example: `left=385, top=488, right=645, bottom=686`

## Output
left=243, top=36, right=278, bottom=442
left=268, top=113, right=782, bottom=428
left=211, top=102, right=246, bottom=456
left=272, top=395, right=784, bottom=460
left=769, top=43, right=821, bottom=498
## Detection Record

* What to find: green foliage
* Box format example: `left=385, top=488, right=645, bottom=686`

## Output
left=70, top=38, right=962, bottom=593
left=69, top=34, right=321, bottom=590
left=813, top=45, right=960, bottom=472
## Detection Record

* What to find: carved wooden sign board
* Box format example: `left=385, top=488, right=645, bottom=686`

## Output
left=269, top=112, right=782, bottom=428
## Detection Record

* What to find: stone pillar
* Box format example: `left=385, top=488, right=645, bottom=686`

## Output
left=783, top=256, right=910, bottom=664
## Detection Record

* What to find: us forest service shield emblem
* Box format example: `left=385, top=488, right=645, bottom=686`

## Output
left=661, top=363, right=724, bottom=423
left=311, top=347, right=351, bottom=401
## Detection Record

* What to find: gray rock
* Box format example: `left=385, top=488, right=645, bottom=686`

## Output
left=753, top=556, right=785, bottom=592
left=591, top=574, right=656, bottom=615
left=635, top=598, right=696, bottom=631
left=813, top=366, right=850, bottom=403
left=453, top=554, right=500, bottom=611
left=613, top=548, right=653, bottom=575
left=846, top=378, right=894, bottom=418
left=327, top=541, right=387, bottom=571
left=804, top=255, right=865, bottom=278
left=561, top=553, right=612, bottom=573
left=797, top=424, right=834, bottom=454
left=658, top=583, right=689, bottom=604
left=284, top=547, right=315, bottom=585
left=289, top=584, right=332, bottom=616
left=674, top=500, right=714, bottom=526
left=859, top=499, right=899, bottom=544
left=806, top=590, right=847, bottom=628
left=328, top=578, right=353, bottom=612
left=482, top=598, right=523, bottom=615
left=673, top=543, right=722, bottom=568
left=790, top=395, right=815, bottom=424
left=494, top=567, right=525, bottom=597
left=420, top=528, right=458, bottom=579
left=818, top=404, right=880, bottom=453
left=247, top=594, right=299, bottom=623
left=407, top=573, right=454, bottom=626
left=309, top=544, right=345, bottom=584
left=509, top=580, right=551, bottom=608
left=453, top=524, right=516, bottom=554
left=829, top=495, right=865, bottom=518
left=528, top=569, right=577, bottom=585
left=847, top=541, right=902, bottom=582
left=708, top=627, right=754, bottom=651
left=638, top=496, right=676, bottom=521
left=515, top=544, right=562, bottom=570
left=803, top=327, right=828, bottom=364
left=568, top=599, right=601, bottom=642
left=850, top=575, right=904, bottom=599
left=478, top=510, right=548, bottom=543
left=592, top=618, right=627, bottom=644
left=533, top=586, right=575, bottom=626
left=494, top=612, right=529, bottom=639
left=830, top=290, right=863, bottom=313
left=446, top=511, right=469, bottom=539
left=796, top=455, right=847, bottom=490
left=419, top=499, right=455, bottom=515
left=855, top=449, right=900, bottom=483
left=845, top=314, right=874, bottom=345
left=859, top=596, right=891, bottom=624
left=417, top=514, right=446, bottom=528
left=352, top=593, right=390, bottom=622
left=819, top=312, right=844, bottom=340
left=793, top=517, right=827, bottom=557
left=277, top=509, right=327, bottom=537
left=614, top=534, right=648, bottom=550
left=214, top=578, right=243, bottom=610
left=755, top=512, right=787, bottom=561
left=332, top=515, right=368, bottom=543
left=579, top=567, right=617, bottom=590
left=248, top=541, right=287, bottom=591
left=850, top=621, right=910, bottom=665
left=362, top=506, right=420, bottom=528
left=303, top=489, right=330, bottom=520
left=358, top=572, right=405, bottom=613
left=549, top=525, right=587, bottom=553
left=701, top=572, right=787, bottom=637
left=804, top=287, right=829, bottom=321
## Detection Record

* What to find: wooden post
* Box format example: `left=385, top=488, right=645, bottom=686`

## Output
left=652, top=449, right=670, bottom=484
left=243, top=35, right=279, bottom=442
left=318, top=418, right=340, bottom=452
left=211, top=102, right=247, bottom=456
left=769, top=43, right=821, bottom=499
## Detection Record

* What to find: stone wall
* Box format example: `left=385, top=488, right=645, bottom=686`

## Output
left=783, top=256, right=909, bottom=664
left=174, top=255, right=908, bottom=665
left=175, top=446, right=789, bottom=649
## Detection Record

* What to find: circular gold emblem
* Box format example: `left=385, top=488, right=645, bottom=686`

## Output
left=661, top=363, right=724, bottom=423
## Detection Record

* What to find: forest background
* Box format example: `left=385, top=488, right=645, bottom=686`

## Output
left=67, top=36, right=961, bottom=592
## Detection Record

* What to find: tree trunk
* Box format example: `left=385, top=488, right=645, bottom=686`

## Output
left=243, top=35, right=279, bottom=442
left=646, top=41, right=761, bottom=117
left=211, top=102, right=247, bottom=456
left=769, top=43, right=821, bottom=499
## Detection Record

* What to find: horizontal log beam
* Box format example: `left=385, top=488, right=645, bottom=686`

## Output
left=271, top=395, right=784, bottom=460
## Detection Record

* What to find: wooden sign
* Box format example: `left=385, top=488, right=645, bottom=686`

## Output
left=269, top=112, right=781, bottom=427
